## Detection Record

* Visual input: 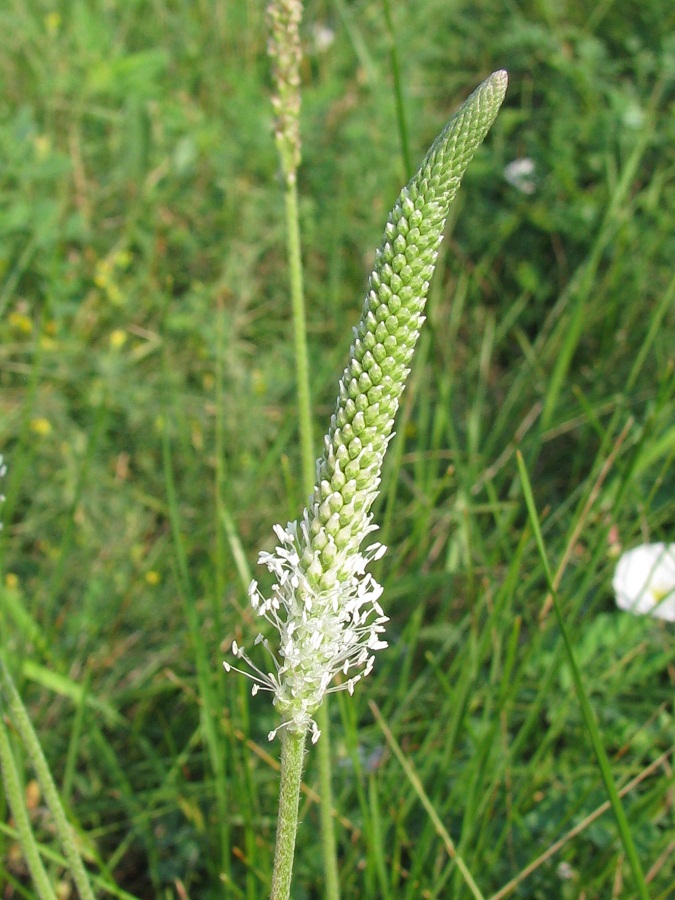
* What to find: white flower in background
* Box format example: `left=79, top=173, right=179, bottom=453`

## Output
left=504, top=157, right=536, bottom=194
left=310, top=22, right=335, bottom=54
left=557, top=861, right=575, bottom=882
left=613, top=543, right=675, bottom=622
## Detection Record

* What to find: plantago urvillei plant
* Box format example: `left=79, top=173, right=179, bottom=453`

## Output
left=226, top=68, right=507, bottom=899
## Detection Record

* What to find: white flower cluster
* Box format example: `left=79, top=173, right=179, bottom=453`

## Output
left=225, top=520, right=387, bottom=743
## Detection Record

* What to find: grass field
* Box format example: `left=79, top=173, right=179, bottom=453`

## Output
left=1, top=1, right=674, bottom=897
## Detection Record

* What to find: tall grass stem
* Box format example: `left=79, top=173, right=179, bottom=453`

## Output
left=0, top=691, right=57, bottom=900
left=0, top=656, right=96, bottom=900
left=284, top=183, right=315, bottom=493
left=382, top=0, right=412, bottom=177
left=162, top=428, right=231, bottom=882
left=516, top=452, right=651, bottom=900
left=371, top=701, right=487, bottom=899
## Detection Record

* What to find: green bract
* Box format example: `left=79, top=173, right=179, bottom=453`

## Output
left=226, top=70, right=508, bottom=742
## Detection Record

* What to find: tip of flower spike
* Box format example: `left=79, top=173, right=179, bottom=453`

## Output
left=482, top=70, right=508, bottom=108
left=461, top=70, right=508, bottom=115
left=485, top=70, right=508, bottom=93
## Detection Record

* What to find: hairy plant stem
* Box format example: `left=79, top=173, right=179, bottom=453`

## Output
left=269, top=729, right=307, bottom=900
left=0, top=656, right=95, bottom=900
left=0, top=689, right=57, bottom=900
left=314, top=706, right=340, bottom=898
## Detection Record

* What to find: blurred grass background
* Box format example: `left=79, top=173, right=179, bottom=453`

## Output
left=1, top=0, right=674, bottom=897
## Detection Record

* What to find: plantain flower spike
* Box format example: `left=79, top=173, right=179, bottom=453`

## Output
left=226, top=71, right=508, bottom=742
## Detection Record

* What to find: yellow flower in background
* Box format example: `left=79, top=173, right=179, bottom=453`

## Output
left=30, top=418, right=52, bottom=436
left=9, top=312, right=33, bottom=334
left=44, top=12, right=61, bottom=34
left=613, top=543, right=675, bottom=622
left=94, top=250, right=131, bottom=307
left=110, top=329, right=127, bottom=350
left=34, top=135, right=52, bottom=161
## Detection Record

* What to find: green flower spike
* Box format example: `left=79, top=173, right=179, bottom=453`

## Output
left=226, top=70, right=508, bottom=743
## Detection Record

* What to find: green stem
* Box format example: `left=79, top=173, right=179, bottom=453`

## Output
left=270, top=729, right=307, bottom=900
left=0, top=685, right=58, bottom=900
left=270, top=5, right=340, bottom=892
left=314, top=705, right=340, bottom=899
left=284, top=179, right=315, bottom=489
left=382, top=0, right=412, bottom=176
left=0, top=656, right=96, bottom=900
left=283, top=141, right=341, bottom=900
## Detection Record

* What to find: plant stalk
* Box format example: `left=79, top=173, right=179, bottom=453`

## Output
left=282, top=114, right=341, bottom=900
left=284, top=182, right=315, bottom=491
left=269, top=729, right=307, bottom=900
left=268, top=1, right=341, bottom=894
left=0, top=656, right=95, bottom=900
left=0, top=685, right=58, bottom=900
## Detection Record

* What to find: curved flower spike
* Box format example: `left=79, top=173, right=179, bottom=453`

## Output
left=226, top=70, right=508, bottom=741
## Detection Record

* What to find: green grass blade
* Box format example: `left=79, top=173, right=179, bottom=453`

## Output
left=0, top=702, right=58, bottom=900
left=162, top=427, right=231, bottom=883
left=516, top=451, right=651, bottom=900
left=370, top=700, right=487, bottom=900
left=382, top=0, right=412, bottom=177
left=0, top=656, right=96, bottom=900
